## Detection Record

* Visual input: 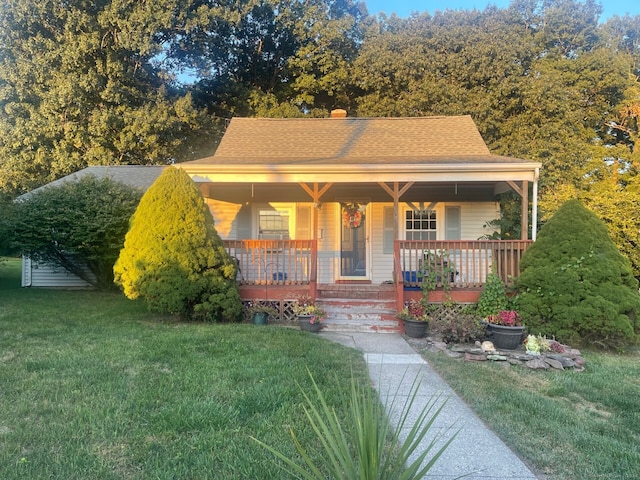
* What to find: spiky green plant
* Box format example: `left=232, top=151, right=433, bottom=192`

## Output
left=253, top=369, right=461, bottom=480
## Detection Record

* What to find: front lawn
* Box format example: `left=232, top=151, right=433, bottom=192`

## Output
left=420, top=346, right=640, bottom=480
left=0, top=259, right=367, bottom=479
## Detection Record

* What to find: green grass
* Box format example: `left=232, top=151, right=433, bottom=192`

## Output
left=419, top=346, right=640, bottom=480
left=0, top=258, right=368, bottom=479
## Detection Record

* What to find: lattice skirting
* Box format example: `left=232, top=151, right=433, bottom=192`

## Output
left=243, top=300, right=299, bottom=323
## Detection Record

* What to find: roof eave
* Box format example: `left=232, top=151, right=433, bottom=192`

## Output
left=179, top=162, right=542, bottom=183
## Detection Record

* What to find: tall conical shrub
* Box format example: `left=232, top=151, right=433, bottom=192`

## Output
left=114, top=167, right=241, bottom=321
left=517, top=199, right=640, bottom=347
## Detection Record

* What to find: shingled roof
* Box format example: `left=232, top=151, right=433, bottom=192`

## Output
left=185, top=115, right=529, bottom=166
left=18, top=166, right=166, bottom=200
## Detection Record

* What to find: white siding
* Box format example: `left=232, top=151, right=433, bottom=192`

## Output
left=22, top=257, right=94, bottom=289
left=459, top=202, right=501, bottom=239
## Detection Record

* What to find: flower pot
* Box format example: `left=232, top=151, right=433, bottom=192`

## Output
left=252, top=311, right=269, bottom=325
left=403, top=319, right=428, bottom=338
left=486, top=324, right=525, bottom=350
left=298, top=315, right=323, bottom=332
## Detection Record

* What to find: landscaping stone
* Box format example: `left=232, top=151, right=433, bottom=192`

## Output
left=487, top=354, right=508, bottom=361
left=465, top=352, right=487, bottom=362
left=547, top=354, right=576, bottom=368
left=481, top=341, right=496, bottom=352
left=545, top=357, right=564, bottom=370
left=444, top=350, right=464, bottom=359
left=406, top=335, right=586, bottom=372
left=526, top=358, right=550, bottom=369
left=450, top=345, right=468, bottom=353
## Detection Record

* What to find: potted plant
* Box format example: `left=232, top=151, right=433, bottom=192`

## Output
left=485, top=310, right=525, bottom=350
left=246, top=301, right=278, bottom=325
left=397, top=299, right=429, bottom=338
left=293, top=296, right=327, bottom=332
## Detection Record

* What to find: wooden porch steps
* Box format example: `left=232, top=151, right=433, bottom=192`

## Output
left=317, top=285, right=400, bottom=333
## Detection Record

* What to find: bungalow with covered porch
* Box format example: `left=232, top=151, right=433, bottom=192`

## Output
left=179, top=112, right=541, bottom=329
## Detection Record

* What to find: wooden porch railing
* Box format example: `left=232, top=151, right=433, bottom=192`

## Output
left=223, top=240, right=316, bottom=285
left=395, top=240, right=533, bottom=290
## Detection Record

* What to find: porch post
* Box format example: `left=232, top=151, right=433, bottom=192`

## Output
left=378, top=181, right=413, bottom=313
left=532, top=171, right=539, bottom=241
left=521, top=180, right=529, bottom=240
left=394, top=183, right=403, bottom=312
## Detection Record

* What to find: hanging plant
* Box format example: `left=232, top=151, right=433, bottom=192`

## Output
left=342, top=203, right=365, bottom=228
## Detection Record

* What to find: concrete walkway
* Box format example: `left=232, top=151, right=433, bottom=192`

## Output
left=320, top=332, right=539, bottom=480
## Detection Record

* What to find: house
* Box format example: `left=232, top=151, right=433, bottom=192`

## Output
left=178, top=112, right=541, bottom=319
left=20, top=113, right=540, bottom=330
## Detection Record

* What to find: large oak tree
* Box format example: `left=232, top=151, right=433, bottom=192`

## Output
left=0, top=0, right=216, bottom=197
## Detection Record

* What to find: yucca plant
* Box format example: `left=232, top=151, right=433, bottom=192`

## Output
left=252, top=369, right=461, bottom=480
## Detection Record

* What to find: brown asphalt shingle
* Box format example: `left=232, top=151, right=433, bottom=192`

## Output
left=183, top=115, right=525, bottom=166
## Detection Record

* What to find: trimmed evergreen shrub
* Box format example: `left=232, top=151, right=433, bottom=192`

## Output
left=517, top=199, right=640, bottom=348
left=114, top=167, right=241, bottom=321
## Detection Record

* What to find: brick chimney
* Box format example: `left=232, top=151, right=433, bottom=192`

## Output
left=330, top=108, right=347, bottom=118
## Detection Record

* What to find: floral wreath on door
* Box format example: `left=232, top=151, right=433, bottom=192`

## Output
left=341, top=202, right=365, bottom=229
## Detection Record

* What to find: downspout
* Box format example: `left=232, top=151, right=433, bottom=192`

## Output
left=532, top=168, right=539, bottom=241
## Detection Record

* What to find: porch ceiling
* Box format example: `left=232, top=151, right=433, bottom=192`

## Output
left=200, top=181, right=504, bottom=203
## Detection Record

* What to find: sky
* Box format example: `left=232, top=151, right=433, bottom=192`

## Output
left=364, top=0, right=640, bottom=21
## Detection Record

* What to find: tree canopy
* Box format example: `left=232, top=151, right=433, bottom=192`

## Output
left=0, top=0, right=218, bottom=197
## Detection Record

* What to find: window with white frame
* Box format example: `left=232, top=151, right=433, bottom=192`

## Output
left=258, top=208, right=290, bottom=239
left=405, top=209, right=437, bottom=240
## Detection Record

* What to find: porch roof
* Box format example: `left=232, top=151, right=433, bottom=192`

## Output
left=180, top=115, right=540, bottom=183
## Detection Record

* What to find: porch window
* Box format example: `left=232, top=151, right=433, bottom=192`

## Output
left=258, top=209, right=290, bottom=240
left=405, top=209, right=437, bottom=240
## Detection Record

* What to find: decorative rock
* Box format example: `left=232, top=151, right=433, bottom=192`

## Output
left=546, top=354, right=576, bottom=368
left=450, top=345, right=469, bottom=353
left=525, top=358, right=550, bottom=369
left=512, top=353, right=535, bottom=362
left=445, top=350, right=464, bottom=359
left=466, top=348, right=486, bottom=355
left=544, top=357, right=564, bottom=370
left=481, top=341, right=496, bottom=352
left=564, top=348, right=582, bottom=358
left=487, top=354, right=508, bottom=361
left=465, top=352, right=488, bottom=362
left=431, top=341, right=448, bottom=351
left=408, top=336, right=586, bottom=372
